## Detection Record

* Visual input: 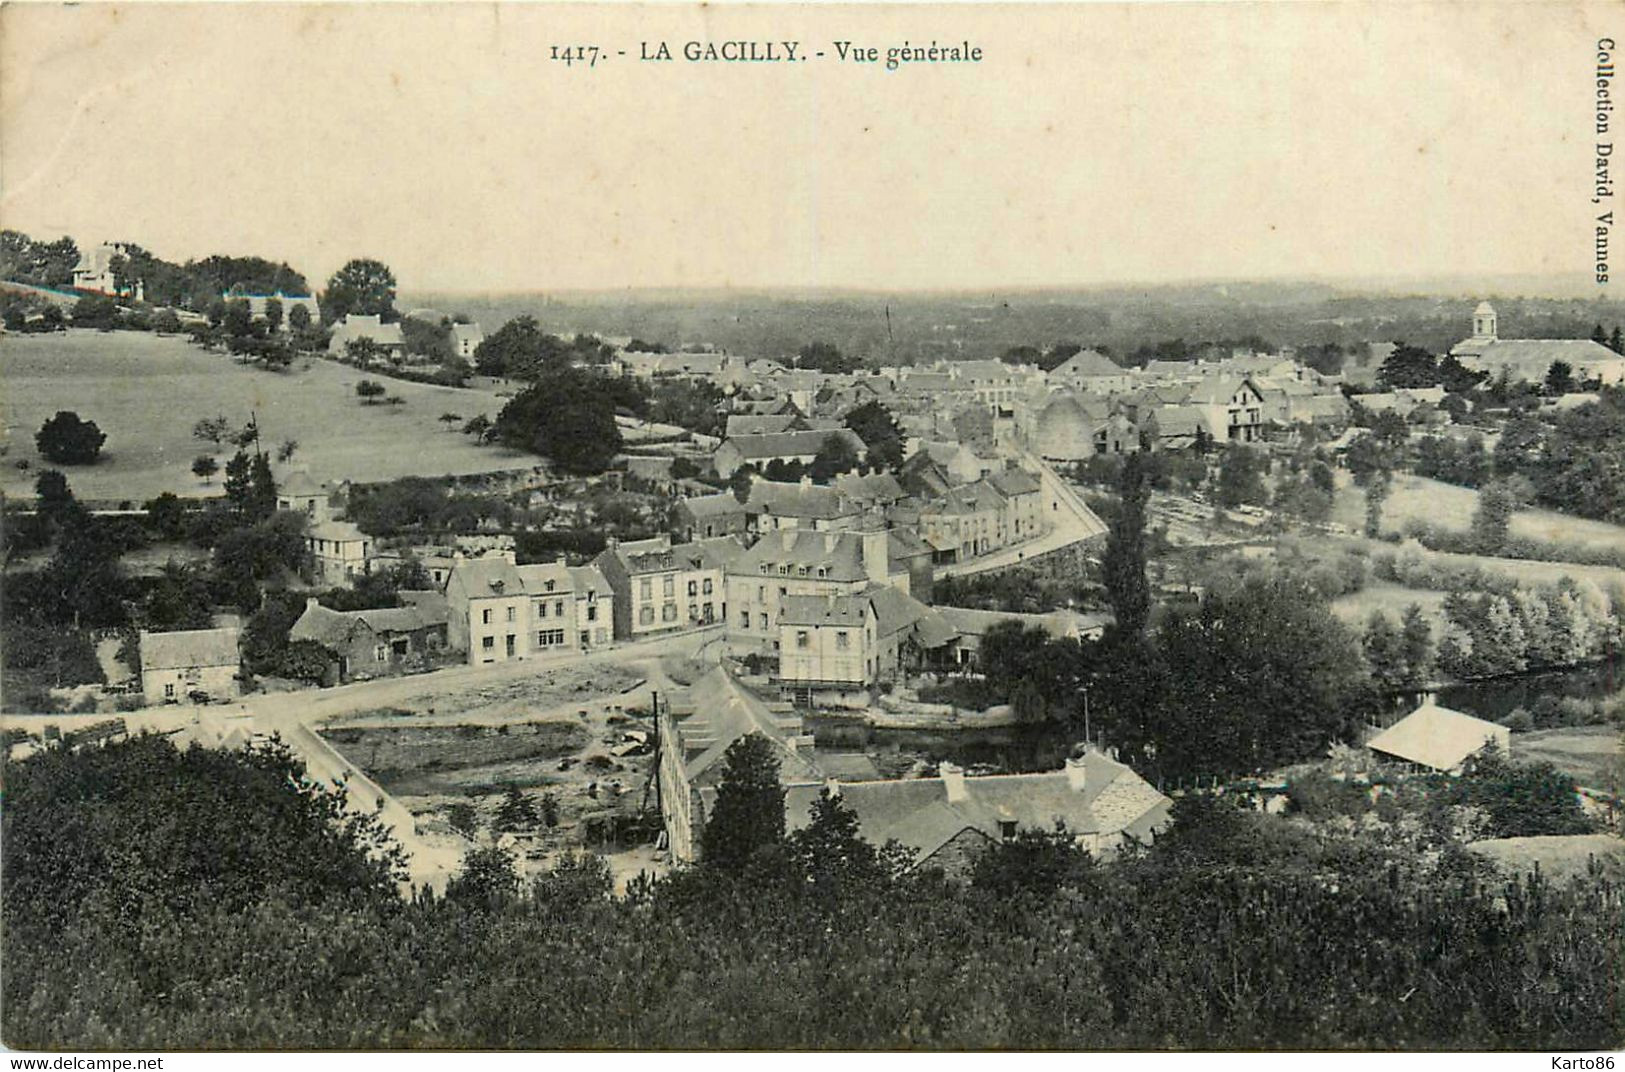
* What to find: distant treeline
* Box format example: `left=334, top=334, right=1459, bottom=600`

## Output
left=1, top=230, right=308, bottom=308
left=420, top=287, right=1625, bottom=368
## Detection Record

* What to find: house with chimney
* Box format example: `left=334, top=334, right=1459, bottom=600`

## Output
left=307, top=518, right=374, bottom=585
left=139, top=627, right=241, bottom=704
left=774, top=584, right=956, bottom=703
left=744, top=476, right=862, bottom=535
left=673, top=491, right=750, bottom=541
left=594, top=535, right=738, bottom=640
left=328, top=314, right=405, bottom=358
left=712, top=428, right=868, bottom=478
left=288, top=597, right=449, bottom=682
left=1046, top=349, right=1136, bottom=393
left=1182, top=376, right=1267, bottom=443
left=445, top=553, right=531, bottom=663
left=71, top=242, right=144, bottom=299
left=444, top=550, right=618, bottom=663
left=724, top=523, right=910, bottom=658
left=657, top=666, right=825, bottom=864
left=784, top=751, right=1173, bottom=879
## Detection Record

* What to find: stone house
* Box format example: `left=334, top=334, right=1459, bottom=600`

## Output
left=139, top=627, right=241, bottom=704
left=307, top=519, right=374, bottom=585
left=594, top=535, right=734, bottom=640
left=784, top=751, right=1173, bottom=880
left=288, top=598, right=448, bottom=682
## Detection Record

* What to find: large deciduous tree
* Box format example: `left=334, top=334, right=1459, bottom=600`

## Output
left=809, top=433, right=861, bottom=483
left=494, top=369, right=627, bottom=475
left=1143, top=576, right=1374, bottom=781
left=321, top=258, right=397, bottom=323
left=843, top=401, right=905, bottom=470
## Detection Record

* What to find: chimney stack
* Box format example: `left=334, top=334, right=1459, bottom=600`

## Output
left=1064, top=755, right=1089, bottom=794
left=799, top=474, right=813, bottom=490
left=861, top=525, right=890, bottom=585
left=940, top=761, right=967, bottom=803
left=306, top=597, right=321, bottom=611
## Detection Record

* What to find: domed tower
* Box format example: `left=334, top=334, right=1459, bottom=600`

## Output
left=1472, top=301, right=1498, bottom=341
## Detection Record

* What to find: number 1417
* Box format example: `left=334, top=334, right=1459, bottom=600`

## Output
left=551, top=45, right=601, bottom=67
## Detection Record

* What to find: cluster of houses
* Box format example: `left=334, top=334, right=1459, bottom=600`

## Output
left=655, top=666, right=1174, bottom=875
left=129, top=446, right=1101, bottom=708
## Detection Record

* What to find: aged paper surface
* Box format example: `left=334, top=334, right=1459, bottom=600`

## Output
left=3, top=1, right=1617, bottom=292
left=1, top=0, right=1622, bottom=1062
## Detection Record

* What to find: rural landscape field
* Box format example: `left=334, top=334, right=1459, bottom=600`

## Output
left=0, top=331, right=531, bottom=501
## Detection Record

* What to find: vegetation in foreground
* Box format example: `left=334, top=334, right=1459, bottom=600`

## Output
left=3, top=733, right=1619, bottom=1051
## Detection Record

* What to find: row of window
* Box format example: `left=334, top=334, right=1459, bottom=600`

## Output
left=757, top=563, right=831, bottom=578
left=483, top=602, right=598, bottom=625
left=637, top=576, right=715, bottom=599
left=793, top=630, right=852, bottom=649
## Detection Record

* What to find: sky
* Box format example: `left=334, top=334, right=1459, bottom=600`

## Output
left=0, top=2, right=1613, bottom=294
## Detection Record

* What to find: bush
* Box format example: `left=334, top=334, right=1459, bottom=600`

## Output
left=35, top=411, right=107, bottom=465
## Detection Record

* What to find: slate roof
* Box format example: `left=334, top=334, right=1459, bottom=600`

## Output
left=670, top=668, right=823, bottom=785
left=289, top=602, right=435, bottom=648
left=927, top=480, right=1004, bottom=516
left=1148, top=405, right=1206, bottom=439
left=864, top=583, right=942, bottom=641
left=1467, top=339, right=1623, bottom=374
left=723, top=428, right=867, bottom=460
left=330, top=314, right=404, bottom=348
left=746, top=480, right=858, bottom=521
left=396, top=589, right=451, bottom=624
left=140, top=628, right=240, bottom=671
left=1049, top=349, right=1123, bottom=379
left=834, top=471, right=906, bottom=504
left=516, top=561, right=573, bottom=594
left=1183, top=376, right=1261, bottom=406
left=732, top=529, right=887, bottom=582
left=784, top=751, right=1171, bottom=862
left=886, top=527, right=934, bottom=562
left=686, top=536, right=749, bottom=572
left=277, top=469, right=326, bottom=498
left=566, top=564, right=613, bottom=598
left=985, top=467, right=1042, bottom=498
left=934, top=605, right=1111, bottom=641
left=309, top=519, right=369, bottom=544
left=449, top=555, right=525, bottom=597
left=615, top=535, right=681, bottom=573
left=1366, top=702, right=1511, bottom=771
left=725, top=414, right=800, bottom=437
left=678, top=492, right=747, bottom=519
left=780, top=594, right=870, bottom=628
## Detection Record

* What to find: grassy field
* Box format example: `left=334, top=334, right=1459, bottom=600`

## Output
left=1, top=330, right=536, bottom=502
left=1331, top=472, right=1625, bottom=554
left=1513, top=724, right=1622, bottom=788
left=1331, top=583, right=1449, bottom=630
